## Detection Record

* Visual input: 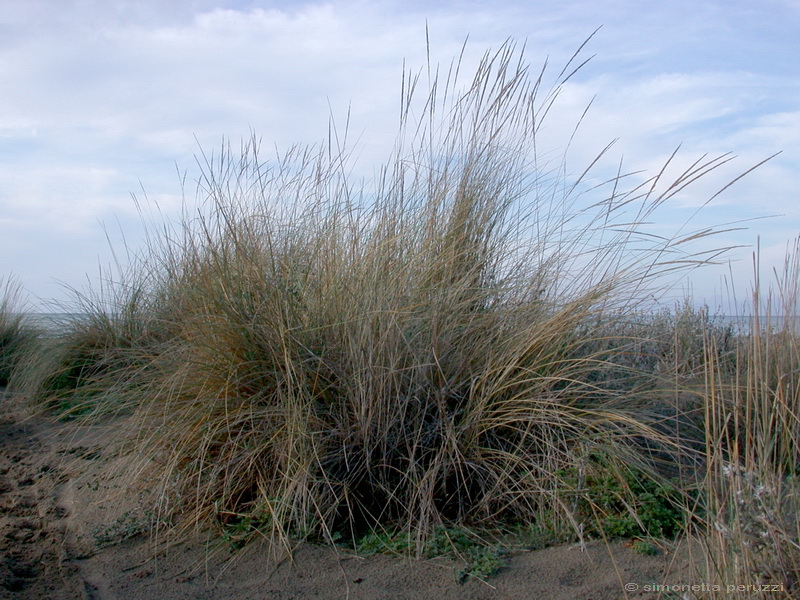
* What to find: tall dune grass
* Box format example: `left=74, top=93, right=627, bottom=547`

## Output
left=16, top=41, right=758, bottom=555
left=0, top=276, right=39, bottom=389
left=10, top=274, right=166, bottom=416
left=699, top=240, right=800, bottom=598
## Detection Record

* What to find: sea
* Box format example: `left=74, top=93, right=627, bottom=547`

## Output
left=15, top=312, right=797, bottom=336
left=17, top=313, right=87, bottom=335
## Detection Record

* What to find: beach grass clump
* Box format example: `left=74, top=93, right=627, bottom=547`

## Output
left=34, top=40, right=752, bottom=555
left=699, top=240, right=800, bottom=598
left=13, top=281, right=166, bottom=417
left=0, top=277, right=39, bottom=389
left=121, top=41, right=746, bottom=553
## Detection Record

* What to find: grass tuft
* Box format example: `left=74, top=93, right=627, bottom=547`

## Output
left=103, top=41, right=723, bottom=552
left=698, top=238, right=800, bottom=598
left=0, top=277, right=38, bottom=389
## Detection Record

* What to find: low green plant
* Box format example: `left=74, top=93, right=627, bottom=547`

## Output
left=217, top=503, right=278, bottom=549
left=630, top=538, right=661, bottom=556
left=565, top=462, right=689, bottom=540
left=92, top=511, right=153, bottom=548
left=219, top=514, right=262, bottom=550
left=354, top=525, right=507, bottom=583
left=353, top=528, right=413, bottom=556
left=455, top=544, right=508, bottom=583
left=502, top=518, right=578, bottom=551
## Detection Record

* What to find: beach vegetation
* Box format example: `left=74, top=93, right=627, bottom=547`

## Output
left=6, top=38, right=798, bottom=598
left=0, top=277, right=38, bottom=389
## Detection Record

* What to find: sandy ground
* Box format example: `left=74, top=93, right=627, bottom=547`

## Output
left=1, top=391, right=700, bottom=600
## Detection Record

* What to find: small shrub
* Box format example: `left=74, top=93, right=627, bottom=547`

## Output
left=573, top=462, right=689, bottom=540
left=354, top=525, right=507, bottom=583
left=456, top=545, right=508, bottom=583
left=93, top=511, right=153, bottom=548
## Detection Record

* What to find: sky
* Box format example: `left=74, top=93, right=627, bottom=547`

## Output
left=1, top=0, right=798, bottom=312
